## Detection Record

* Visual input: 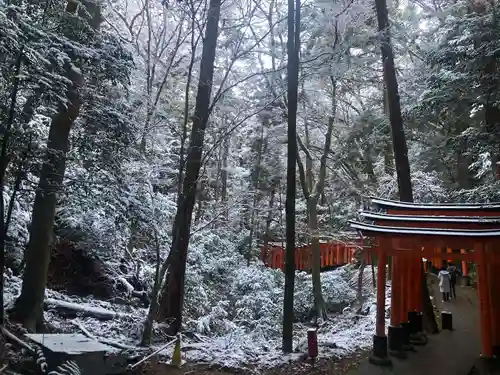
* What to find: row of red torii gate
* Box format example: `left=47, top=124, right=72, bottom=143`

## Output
left=348, top=196, right=500, bottom=364
left=259, top=238, right=470, bottom=275
left=260, top=196, right=499, bottom=364
left=259, top=238, right=367, bottom=271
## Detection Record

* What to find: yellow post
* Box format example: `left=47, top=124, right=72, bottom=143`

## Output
left=171, top=333, right=182, bottom=367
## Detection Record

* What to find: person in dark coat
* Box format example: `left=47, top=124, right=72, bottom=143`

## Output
left=447, top=262, right=459, bottom=299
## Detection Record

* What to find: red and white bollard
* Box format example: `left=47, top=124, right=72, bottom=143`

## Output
left=307, top=328, right=318, bottom=361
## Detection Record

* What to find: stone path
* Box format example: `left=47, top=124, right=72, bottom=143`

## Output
left=346, top=275, right=481, bottom=375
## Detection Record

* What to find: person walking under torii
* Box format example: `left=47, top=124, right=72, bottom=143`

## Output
left=447, top=262, right=460, bottom=300
left=438, top=266, right=451, bottom=302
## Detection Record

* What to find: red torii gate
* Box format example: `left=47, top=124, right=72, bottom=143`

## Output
left=350, top=197, right=500, bottom=365
left=259, top=239, right=369, bottom=271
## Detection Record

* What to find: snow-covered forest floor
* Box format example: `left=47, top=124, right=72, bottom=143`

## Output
left=7, top=0, right=497, bottom=371
left=4, top=264, right=387, bottom=370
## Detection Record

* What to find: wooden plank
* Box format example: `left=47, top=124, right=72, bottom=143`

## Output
left=365, top=248, right=477, bottom=261
left=370, top=196, right=500, bottom=211
left=350, top=221, right=500, bottom=236
left=387, top=209, right=500, bottom=217
left=361, top=211, right=500, bottom=223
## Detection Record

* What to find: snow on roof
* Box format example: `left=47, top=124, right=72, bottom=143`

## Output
left=367, top=196, right=500, bottom=210
left=359, top=211, right=500, bottom=223
left=349, top=221, right=500, bottom=237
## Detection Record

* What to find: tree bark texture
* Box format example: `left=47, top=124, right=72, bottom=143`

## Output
left=12, top=64, right=83, bottom=331
left=282, top=0, right=300, bottom=354
left=158, top=0, right=221, bottom=335
left=374, top=0, right=438, bottom=334
left=375, top=0, right=413, bottom=202
left=0, top=47, right=23, bottom=325
left=307, top=198, right=326, bottom=321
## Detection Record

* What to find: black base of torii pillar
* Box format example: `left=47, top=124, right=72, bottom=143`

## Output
left=369, top=246, right=391, bottom=366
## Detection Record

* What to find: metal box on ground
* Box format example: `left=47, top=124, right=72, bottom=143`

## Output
left=26, top=333, right=127, bottom=375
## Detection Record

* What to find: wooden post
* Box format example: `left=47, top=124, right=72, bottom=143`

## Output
left=432, top=247, right=439, bottom=271
left=476, top=242, right=493, bottom=358
left=411, top=256, right=418, bottom=312
left=390, top=256, right=402, bottom=326
left=376, top=248, right=387, bottom=337
left=461, top=250, right=468, bottom=276
left=416, top=257, right=423, bottom=312
left=402, top=256, right=410, bottom=314
left=411, top=256, right=419, bottom=312
left=402, top=256, right=410, bottom=319
left=486, top=247, right=499, bottom=355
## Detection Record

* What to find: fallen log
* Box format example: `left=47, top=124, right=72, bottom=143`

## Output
left=117, top=277, right=150, bottom=308
left=44, top=298, right=131, bottom=320
left=117, top=277, right=134, bottom=296
left=0, top=326, right=34, bottom=353
left=70, top=320, right=141, bottom=351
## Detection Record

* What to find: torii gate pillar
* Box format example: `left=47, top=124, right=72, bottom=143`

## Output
left=369, top=243, right=391, bottom=365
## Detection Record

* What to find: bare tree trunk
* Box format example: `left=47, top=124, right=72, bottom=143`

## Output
left=374, top=0, right=438, bottom=333
left=193, top=183, right=204, bottom=225
left=282, top=0, right=300, bottom=354
left=0, top=47, right=23, bottom=325
left=248, top=124, right=265, bottom=265
left=177, top=10, right=199, bottom=198
left=263, top=186, right=276, bottom=251
left=141, top=228, right=162, bottom=345
left=5, top=140, right=31, bottom=238
left=139, top=0, right=153, bottom=153
left=157, top=0, right=221, bottom=334
left=383, top=85, right=393, bottom=175
left=307, top=198, right=326, bottom=321
left=375, top=0, right=412, bottom=202
left=356, top=260, right=366, bottom=310
left=220, top=135, right=230, bottom=203
left=296, top=78, right=336, bottom=322
left=12, top=64, right=83, bottom=331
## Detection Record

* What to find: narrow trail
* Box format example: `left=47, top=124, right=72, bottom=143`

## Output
left=345, top=276, right=481, bottom=375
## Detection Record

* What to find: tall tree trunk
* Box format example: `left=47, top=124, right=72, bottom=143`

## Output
left=6, top=141, right=31, bottom=241
left=11, top=64, right=83, bottom=331
left=282, top=0, right=300, bottom=354
left=220, top=135, right=230, bottom=203
left=248, top=124, right=265, bottom=265
left=157, top=0, right=221, bottom=334
left=263, top=185, right=276, bottom=251
left=0, top=47, right=23, bottom=325
left=177, top=12, right=198, bottom=199
left=356, top=260, right=366, bottom=310
left=375, top=0, right=412, bottom=202
left=383, top=85, right=393, bottom=175
left=141, top=228, right=162, bottom=345
left=296, top=78, right=336, bottom=322
left=307, top=198, right=326, bottom=321
left=374, top=0, right=438, bottom=333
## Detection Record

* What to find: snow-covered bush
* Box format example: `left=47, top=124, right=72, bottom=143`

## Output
left=182, top=226, right=363, bottom=338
